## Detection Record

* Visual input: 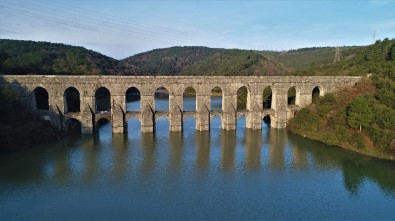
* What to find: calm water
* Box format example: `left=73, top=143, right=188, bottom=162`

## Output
left=1, top=98, right=395, bottom=220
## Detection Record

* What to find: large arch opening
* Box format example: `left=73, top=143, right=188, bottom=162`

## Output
left=287, top=86, right=297, bottom=105
left=126, top=87, right=141, bottom=112
left=211, top=86, right=223, bottom=111
left=210, top=115, right=222, bottom=131
left=65, top=118, right=81, bottom=134
left=64, top=87, right=80, bottom=113
left=95, top=87, right=111, bottom=113
left=237, top=86, right=248, bottom=111
left=263, top=86, right=272, bottom=109
left=155, top=87, right=169, bottom=112
left=312, top=86, right=320, bottom=104
left=183, top=87, right=196, bottom=112
left=33, top=87, right=49, bottom=110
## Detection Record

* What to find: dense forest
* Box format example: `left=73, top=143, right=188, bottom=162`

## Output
left=288, top=39, right=395, bottom=159
left=0, top=39, right=123, bottom=75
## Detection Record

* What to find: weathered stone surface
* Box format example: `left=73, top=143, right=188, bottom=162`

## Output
left=0, top=75, right=362, bottom=134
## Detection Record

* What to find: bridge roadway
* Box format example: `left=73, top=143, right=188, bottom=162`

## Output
left=0, top=75, right=362, bottom=134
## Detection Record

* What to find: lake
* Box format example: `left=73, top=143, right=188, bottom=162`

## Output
left=1, top=97, right=395, bottom=220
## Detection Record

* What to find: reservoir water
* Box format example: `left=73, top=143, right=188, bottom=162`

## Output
left=1, top=97, right=395, bottom=220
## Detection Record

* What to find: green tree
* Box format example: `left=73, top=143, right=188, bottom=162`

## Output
left=347, top=96, right=374, bottom=131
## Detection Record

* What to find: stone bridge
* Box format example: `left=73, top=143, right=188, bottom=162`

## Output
left=0, top=75, right=362, bottom=134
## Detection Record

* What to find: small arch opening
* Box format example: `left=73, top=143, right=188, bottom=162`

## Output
left=64, top=87, right=80, bottom=113
left=263, top=86, right=272, bottom=109
left=183, top=87, right=196, bottom=112
left=312, top=86, right=320, bottom=104
left=211, top=86, right=223, bottom=111
left=155, top=87, right=169, bottom=112
left=263, top=115, right=271, bottom=127
left=33, top=87, right=49, bottom=110
left=126, top=87, right=141, bottom=112
left=65, top=118, right=81, bottom=134
left=287, top=87, right=297, bottom=105
left=95, top=87, right=111, bottom=113
left=155, top=117, right=169, bottom=136
left=237, top=86, right=248, bottom=110
left=127, top=117, right=141, bottom=138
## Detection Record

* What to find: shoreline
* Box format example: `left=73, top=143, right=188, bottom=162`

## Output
left=287, top=127, right=395, bottom=162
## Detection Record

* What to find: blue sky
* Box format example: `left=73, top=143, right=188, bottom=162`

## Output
left=1, top=0, right=394, bottom=59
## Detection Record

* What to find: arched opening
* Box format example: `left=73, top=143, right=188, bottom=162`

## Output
left=236, top=114, right=246, bottom=135
left=183, top=116, right=196, bottom=133
left=211, top=86, right=223, bottom=111
left=95, top=87, right=111, bottom=113
left=65, top=118, right=81, bottom=134
left=64, top=87, right=80, bottom=113
left=237, top=86, right=248, bottom=110
left=210, top=115, right=222, bottom=131
left=183, top=87, right=196, bottom=112
left=96, top=117, right=112, bottom=135
left=126, top=87, right=141, bottom=112
left=263, top=86, right=272, bottom=109
left=127, top=117, right=141, bottom=138
left=312, top=86, right=320, bottom=104
left=155, top=87, right=169, bottom=112
left=155, top=117, right=169, bottom=137
left=263, top=114, right=271, bottom=127
left=287, top=86, right=297, bottom=105
left=33, top=87, right=49, bottom=110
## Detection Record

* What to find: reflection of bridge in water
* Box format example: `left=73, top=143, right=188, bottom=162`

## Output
left=1, top=127, right=394, bottom=197
left=1, top=75, right=362, bottom=134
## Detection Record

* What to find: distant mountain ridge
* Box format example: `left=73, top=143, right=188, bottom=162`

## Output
left=0, top=38, right=372, bottom=76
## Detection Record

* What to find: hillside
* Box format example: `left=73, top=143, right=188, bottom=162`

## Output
left=288, top=38, right=395, bottom=159
left=0, top=39, right=123, bottom=75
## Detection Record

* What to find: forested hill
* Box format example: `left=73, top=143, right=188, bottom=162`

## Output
left=0, top=38, right=389, bottom=77
left=0, top=39, right=124, bottom=75
left=121, top=46, right=287, bottom=76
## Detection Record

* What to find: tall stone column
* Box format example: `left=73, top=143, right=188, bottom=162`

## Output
left=298, top=87, right=313, bottom=108
left=271, top=87, right=287, bottom=129
left=222, top=93, right=236, bottom=130
left=169, top=94, right=183, bottom=132
left=48, top=89, right=63, bottom=130
left=140, top=94, right=155, bottom=133
left=196, top=94, right=210, bottom=131
left=80, top=91, right=94, bottom=134
left=245, top=89, right=262, bottom=130
left=112, top=94, right=126, bottom=133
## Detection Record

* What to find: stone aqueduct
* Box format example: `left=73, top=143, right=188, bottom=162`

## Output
left=1, top=75, right=362, bottom=134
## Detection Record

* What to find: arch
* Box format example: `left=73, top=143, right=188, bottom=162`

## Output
left=211, top=86, right=223, bottom=111
left=312, top=86, right=321, bottom=104
left=262, top=86, right=272, bottom=109
left=263, top=114, right=271, bottom=127
left=155, top=116, right=169, bottom=135
left=126, top=87, right=141, bottom=112
left=65, top=118, right=81, bottom=134
left=95, top=87, right=111, bottom=113
left=183, top=116, right=196, bottom=132
left=64, top=87, right=80, bottom=113
left=237, top=86, right=248, bottom=111
left=183, top=87, right=196, bottom=111
left=127, top=117, right=141, bottom=137
left=33, top=86, right=49, bottom=110
left=155, top=87, right=169, bottom=112
left=210, top=115, right=222, bottom=131
left=287, top=86, right=297, bottom=105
